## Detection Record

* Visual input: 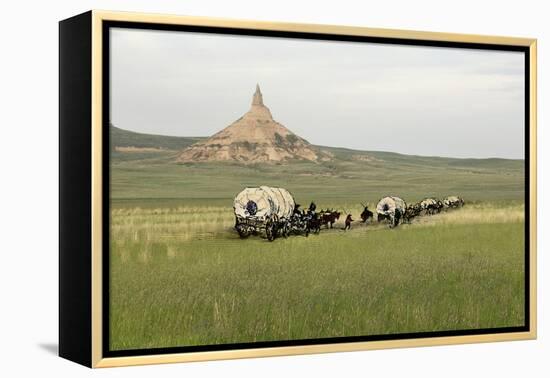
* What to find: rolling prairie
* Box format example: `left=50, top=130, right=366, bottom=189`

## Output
left=108, top=127, right=526, bottom=350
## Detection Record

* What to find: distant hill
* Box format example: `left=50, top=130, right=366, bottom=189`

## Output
left=319, top=146, right=524, bottom=171
left=110, top=124, right=204, bottom=151
left=110, top=124, right=524, bottom=203
left=110, top=123, right=523, bottom=172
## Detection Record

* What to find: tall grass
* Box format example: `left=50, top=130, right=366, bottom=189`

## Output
left=109, top=201, right=525, bottom=350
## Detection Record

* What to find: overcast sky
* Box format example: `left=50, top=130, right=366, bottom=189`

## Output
left=110, top=28, right=525, bottom=159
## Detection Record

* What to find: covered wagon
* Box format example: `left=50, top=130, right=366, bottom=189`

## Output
left=443, top=195, right=464, bottom=208
left=233, top=186, right=295, bottom=241
left=376, top=196, right=407, bottom=228
left=420, top=197, right=443, bottom=215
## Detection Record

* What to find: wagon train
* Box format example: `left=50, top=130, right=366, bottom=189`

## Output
left=234, top=186, right=466, bottom=239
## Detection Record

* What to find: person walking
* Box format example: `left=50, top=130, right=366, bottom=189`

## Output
left=344, top=214, right=354, bottom=230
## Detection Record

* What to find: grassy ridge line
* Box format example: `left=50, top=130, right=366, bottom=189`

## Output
left=110, top=124, right=523, bottom=169
left=109, top=125, right=525, bottom=203
left=110, top=124, right=205, bottom=151
left=322, top=146, right=524, bottom=170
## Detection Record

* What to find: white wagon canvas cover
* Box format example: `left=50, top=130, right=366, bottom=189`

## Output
left=376, top=196, right=406, bottom=215
left=234, top=186, right=295, bottom=220
left=420, top=198, right=437, bottom=208
left=443, top=196, right=459, bottom=205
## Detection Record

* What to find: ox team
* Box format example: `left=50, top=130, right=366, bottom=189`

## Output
left=233, top=186, right=464, bottom=241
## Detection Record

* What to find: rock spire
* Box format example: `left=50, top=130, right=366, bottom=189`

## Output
left=176, top=85, right=329, bottom=163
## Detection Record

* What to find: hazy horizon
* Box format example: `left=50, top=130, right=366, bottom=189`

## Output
left=110, top=28, right=525, bottom=159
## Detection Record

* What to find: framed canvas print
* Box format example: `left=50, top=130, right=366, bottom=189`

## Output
left=59, top=10, right=537, bottom=368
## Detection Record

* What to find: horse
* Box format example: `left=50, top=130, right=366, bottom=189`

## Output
left=304, top=211, right=321, bottom=236
left=360, top=203, right=374, bottom=223
left=320, top=210, right=341, bottom=229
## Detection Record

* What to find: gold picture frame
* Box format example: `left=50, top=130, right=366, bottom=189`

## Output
left=59, top=10, right=537, bottom=368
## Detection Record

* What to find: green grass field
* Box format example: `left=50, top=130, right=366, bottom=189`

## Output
left=108, top=127, right=526, bottom=350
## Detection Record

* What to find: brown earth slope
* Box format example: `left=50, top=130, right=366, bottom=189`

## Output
left=176, top=85, right=329, bottom=163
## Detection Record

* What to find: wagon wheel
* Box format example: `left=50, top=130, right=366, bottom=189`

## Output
left=278, top=219, right=286, bottom=238
left=266, top=219, right=276, bottom=241
left=236, top=225, right=250, bottom=239
left=391, top=212, right=403, bottom=228
left=282, top=222, right=290, bottom=238
left=387, top=215, right=395, bottom=228
left=395, top=209, right=404, bottom=228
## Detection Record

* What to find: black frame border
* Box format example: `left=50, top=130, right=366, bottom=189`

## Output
left=101, top=20, right=531, bottom=359
left=59, top=11, right=93, bottom=367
